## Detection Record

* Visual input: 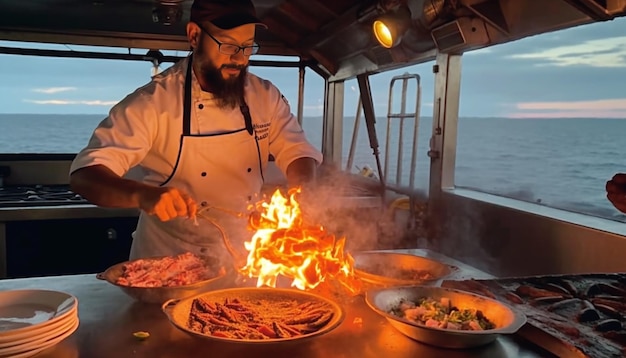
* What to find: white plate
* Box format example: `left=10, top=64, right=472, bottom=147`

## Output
left=0, top=318, right=79, bottom=358
left=0, top=306, right=77, bottom=345
left=0, top=290, right=77, bottom=335
left=0, top=315, right=77, bottom=356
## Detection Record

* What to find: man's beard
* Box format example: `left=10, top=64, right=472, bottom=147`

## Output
left=197, top=56, right=247, bottom=110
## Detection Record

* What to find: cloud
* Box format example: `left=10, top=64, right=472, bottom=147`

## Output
left=23, top=99, right=118, bottom=106
left=31, top=87, right=77, bottom=94
left=507, top=110, right=626, bottom=119
left=507, top=98, right=626, bottom=118
left=517, top=98, right=626, bottom=110
left=508, top=36, right=626, bottom=68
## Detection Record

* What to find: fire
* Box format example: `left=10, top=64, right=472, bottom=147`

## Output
left=239, top=187, right=361, bottom=294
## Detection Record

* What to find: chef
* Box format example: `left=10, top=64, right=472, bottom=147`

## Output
left=69, top=0, right=323, bottom=265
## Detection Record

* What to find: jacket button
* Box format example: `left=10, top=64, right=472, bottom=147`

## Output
left=201, top=172, right=207, bottom=177
left=201, top=201, right=207, bottom=206
left=198, top=104, right=204, bottom=109
left=247, top=168, right=252, bottom=172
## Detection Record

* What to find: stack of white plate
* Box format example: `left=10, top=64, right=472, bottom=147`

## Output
left=0, top=289, right=79, bottom=358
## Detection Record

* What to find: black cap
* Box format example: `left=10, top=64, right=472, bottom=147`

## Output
left=190, top=0, right=267, bottom=30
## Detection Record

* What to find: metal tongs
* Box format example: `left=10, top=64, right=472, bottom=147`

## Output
left=193, top=205, right=247, bottom=268
left=196, top=205, right=245, bottom=219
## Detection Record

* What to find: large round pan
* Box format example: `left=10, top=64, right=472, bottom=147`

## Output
left=161, top=287, right=345, bottom=344
left=353, top=251, right=457, bottom=287
left=96, top=255, right=234, bottom=304
left=366, top=285, right=527, bottom=348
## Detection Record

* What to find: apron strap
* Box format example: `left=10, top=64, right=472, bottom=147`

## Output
left=183, top=54, right=252, bottom=137
left=240, top=103, right=254, bottom=136
left=181, top=54, right=263, bottom=181
left=183, top=54, right=193, bottom=136
left=240, top=94, right=264, bottom=181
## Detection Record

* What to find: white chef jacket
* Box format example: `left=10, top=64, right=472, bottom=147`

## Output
left=70, top=56, right=323, bottom=264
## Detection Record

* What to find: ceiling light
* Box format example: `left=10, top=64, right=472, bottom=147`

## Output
left=373, top=6, right=412, bottom=48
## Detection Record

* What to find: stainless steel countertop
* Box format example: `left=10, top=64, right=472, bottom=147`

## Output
left=0, top=249, right=555, bottom=358
left=0, top=205, right=139, bottom=221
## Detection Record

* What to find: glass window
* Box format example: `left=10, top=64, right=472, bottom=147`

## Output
left=455, top=18, right=626, bottom=222
left=0, top=42, right=175, bottom=153
left=342, top=63, right=435, bottom=193
left=0, top=44, right=321, bottom=154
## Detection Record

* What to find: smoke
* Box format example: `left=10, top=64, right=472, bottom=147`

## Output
left=435, top=197, right=500, bottom=275
left=296, top=168, right=389, bottom=254
left=283, top=160, right=440, bottom=256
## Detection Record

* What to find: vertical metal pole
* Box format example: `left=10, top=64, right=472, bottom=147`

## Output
left=427, top=53, right=463, bottom=243
left=297, top=65, right=305, bottom=125
left=409, top=78, right=422, bottom=190
left=346, top=97, right=362, bottom=172
left=321, top=80, right=344, bottom=167
left=357, top=74, right=386, bottom=199
left=384, top=80, right=394, bottom=185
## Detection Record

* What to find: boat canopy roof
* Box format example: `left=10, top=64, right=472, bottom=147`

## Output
left=1, top=0, right=625, bottom=80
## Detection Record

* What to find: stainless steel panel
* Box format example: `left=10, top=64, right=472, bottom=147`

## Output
left=435, top=189, right=626, bottom=277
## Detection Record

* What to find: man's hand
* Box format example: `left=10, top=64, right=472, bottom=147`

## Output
left=137, top=186, right=197, bottom=221
left=286, top=157, right=318, bottom=189
left=606, top=173, right=626, bottom=214
left=70, top=165, right=198, bottom=221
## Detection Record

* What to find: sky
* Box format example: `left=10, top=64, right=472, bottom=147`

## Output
left=0, top=16, right=625, bottom=119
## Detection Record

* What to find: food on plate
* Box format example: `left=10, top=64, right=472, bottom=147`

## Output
left=402, top=269, right=435, bottom=281
left=361, top=263, right=435, bottom=281
left=115, top=252, right=223, bottom=287
left=390, top=296, right=495, bottom=330
left=187, top=297, right=335, bottom=339
left=385, top=268, right=435, bottom=281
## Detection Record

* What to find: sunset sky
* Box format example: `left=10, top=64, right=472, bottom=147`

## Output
left=0, top=16, right=624, bottom=119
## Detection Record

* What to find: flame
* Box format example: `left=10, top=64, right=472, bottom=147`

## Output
left=239, top=187, right=361, bottom=294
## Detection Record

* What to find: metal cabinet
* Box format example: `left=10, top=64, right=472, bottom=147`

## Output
left=5, top=216, right=137, bottom=278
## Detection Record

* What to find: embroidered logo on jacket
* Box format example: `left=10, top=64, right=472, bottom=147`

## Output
left=253, top=122, right=270, bottom=140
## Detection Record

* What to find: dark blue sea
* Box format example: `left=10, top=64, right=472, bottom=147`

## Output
left=1, top=114, right=625, bottom=222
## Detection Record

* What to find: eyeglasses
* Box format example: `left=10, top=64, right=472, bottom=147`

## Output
left=198, top=25, right=260, bottom=56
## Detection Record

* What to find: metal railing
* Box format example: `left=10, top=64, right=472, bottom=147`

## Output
left=384, top=73, right=422, bottom=191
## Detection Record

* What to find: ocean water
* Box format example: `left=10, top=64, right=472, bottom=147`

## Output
left=1, top=114, right=625, bottom=222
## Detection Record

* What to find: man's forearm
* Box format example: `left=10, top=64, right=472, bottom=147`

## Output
left=286, top=157, right=317, bottom=188
left=70, top=165, right=146, bottom=208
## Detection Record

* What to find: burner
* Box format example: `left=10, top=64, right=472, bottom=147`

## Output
left=443, top=274, right=626, bottom=358
left=0, top=185, right=89, bottom=207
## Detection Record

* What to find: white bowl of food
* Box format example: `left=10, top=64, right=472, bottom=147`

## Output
left=96, top=252, right=232, bottom=304
left=365, top=285, right=527, bottom=348
left=353, top=251, right=457, bottom=288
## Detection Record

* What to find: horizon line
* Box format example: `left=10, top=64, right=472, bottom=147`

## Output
left=0, top=113, right=624, bottom=120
